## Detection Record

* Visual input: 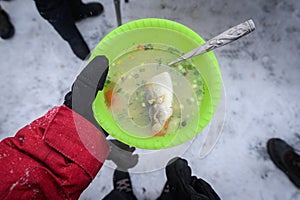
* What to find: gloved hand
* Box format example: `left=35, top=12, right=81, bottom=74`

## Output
left=191, top=177, right=221, bottom=200
left=64, top=55, right=138, bottom=168
left=107, top=139, right=139, bottom=171
left=164, top=157, right=220, bottom=200
left=64, top=55, right=109, bottom=135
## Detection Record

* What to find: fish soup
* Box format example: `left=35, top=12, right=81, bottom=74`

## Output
left=103, top=43, right=204, bottom=138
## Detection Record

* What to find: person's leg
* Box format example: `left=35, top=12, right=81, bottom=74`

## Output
left=103, top=169, right=137, bottom=200
left=66, top=0, right=104, bottom=22
left=0, top=5, right=14, bottom=39
left=33, top=0, right=89, bottom=60
left=267, top=138, right=300, bottom=188
left=157, top=157, right=220, bottom=200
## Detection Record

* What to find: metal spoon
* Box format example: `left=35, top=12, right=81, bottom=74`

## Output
left=168, top=19, right=255, bottom=66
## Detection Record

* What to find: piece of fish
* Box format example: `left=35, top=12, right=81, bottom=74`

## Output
left=146, top=72, right=173, bottom=135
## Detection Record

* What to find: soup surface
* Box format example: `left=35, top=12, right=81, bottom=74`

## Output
left=103, top=43, right=204, bottom=138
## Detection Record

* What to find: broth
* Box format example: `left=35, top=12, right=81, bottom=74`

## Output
left=102, top=43, right=203, bottom=138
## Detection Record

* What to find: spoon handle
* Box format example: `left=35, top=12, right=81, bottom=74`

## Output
left=168, top=19, right=255, bottom=66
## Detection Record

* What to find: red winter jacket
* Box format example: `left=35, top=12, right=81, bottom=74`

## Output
left=0, top=105, right=109, bottom=199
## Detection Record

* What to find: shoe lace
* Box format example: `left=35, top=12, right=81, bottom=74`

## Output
left=116, top=178, right=132, bottom=192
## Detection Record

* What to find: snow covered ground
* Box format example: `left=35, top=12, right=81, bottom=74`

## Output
left=1, top=0, right=300, bottom=199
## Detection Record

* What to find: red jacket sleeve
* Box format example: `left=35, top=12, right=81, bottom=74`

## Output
left=0, top=105, right=109, bottom=200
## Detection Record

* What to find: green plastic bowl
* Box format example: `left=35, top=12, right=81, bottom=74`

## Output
left=91, top=18, right=222, bottom=149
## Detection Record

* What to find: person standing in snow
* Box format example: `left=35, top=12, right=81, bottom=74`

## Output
left=0, top=4, right=14, bottom=39
left=33, top=0, right=104, bottom=60
left=0, top=56, right=220, bottom=199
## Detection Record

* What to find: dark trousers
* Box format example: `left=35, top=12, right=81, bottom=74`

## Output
left=33, top=0, right=89, bottom=59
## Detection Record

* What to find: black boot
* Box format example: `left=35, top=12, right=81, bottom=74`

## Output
left=157, top=157, right=220, bottom=200
left=68, top=32, right=90, bottom=60
left=113, top=169, right=137, bottom=200
left=67, top=0, right=104, bottom=22
left=0, top=7, right=14, bottom=39
left=267, top=138, right=300, bottom=188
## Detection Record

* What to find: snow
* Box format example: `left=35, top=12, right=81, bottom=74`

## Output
left=1, top=0, right=300, bottom=199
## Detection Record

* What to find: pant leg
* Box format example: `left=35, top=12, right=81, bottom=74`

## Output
left=33, top=0, right=89, bottom=59
left=65, top=0, right=83, bottom=16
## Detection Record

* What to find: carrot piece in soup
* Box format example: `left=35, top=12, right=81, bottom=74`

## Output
left=105, top=90, right=114, bottom=107
left=137, top=45, right=143, bottom=51
left=153, top=119, right=170, bottom=137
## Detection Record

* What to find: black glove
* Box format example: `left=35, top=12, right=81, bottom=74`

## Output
left=164, top=157, right=220, bottom=200
left=64, top=55, right=139, bottom=168
left=64, top=55, right=109, bottom=135
left=191, top=177, right=221, bottom=200
left=107, top=139, right=139, bottom=171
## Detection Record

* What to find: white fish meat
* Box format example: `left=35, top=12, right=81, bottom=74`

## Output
left=146, top=72, right=173, bottom=135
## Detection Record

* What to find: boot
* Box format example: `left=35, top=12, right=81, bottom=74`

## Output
left=0, top=7, right=14, bottom=39
left=158, top=157, right=220, bottom=200
left=267, top=138, right=300, bottom=188
left=68, top=34, right=90, bottom=60
left=113, top=169, right=137, bottom=200
left=69, top=1, right=104, bottom=22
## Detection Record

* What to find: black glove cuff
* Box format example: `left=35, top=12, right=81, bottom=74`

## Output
left=64, top=91, right=73, bottom=109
